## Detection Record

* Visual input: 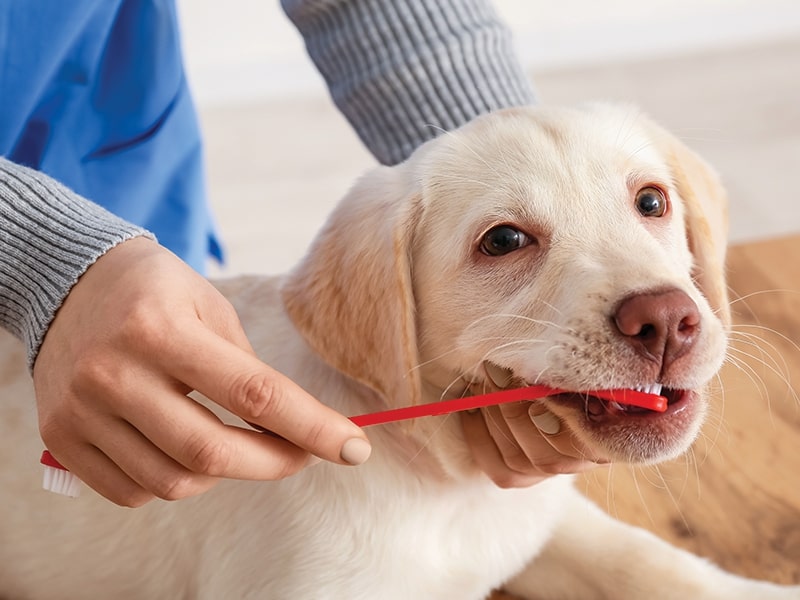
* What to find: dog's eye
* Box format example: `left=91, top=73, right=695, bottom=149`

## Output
left=635, top=187, right=667, bottom=217
left=480, top=225, right=531, bottom=256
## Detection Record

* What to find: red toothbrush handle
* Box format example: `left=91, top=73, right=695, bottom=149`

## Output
left=349, top=385, right=667, bottom=427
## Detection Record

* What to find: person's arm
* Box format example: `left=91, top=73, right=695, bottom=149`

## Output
left=0, top=157, right=149, bottom=367
left=281, top=0, right=536, bottom=165
left=1, top=158, right=371, bottom=506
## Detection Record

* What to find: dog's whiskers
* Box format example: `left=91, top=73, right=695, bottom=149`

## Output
left=697, top=373, right=728, bottom=459
left=629, top=466, right=657, bottom=527
left=479, top=338, right=549, bottom=360
left=722, top=351, right=773, bottom=410
left=731, top=324, right=800, bottom=363
left=409, top=346, right=464, bottom=374
left=727, top=287, right=800, bottom=308
left=463, top=312, right=565, bottom=333
left=403, top=413, right=454, bottom=469
left=725, top=328, right=800, bottom=409
left=654, top=463, right=693, bottom=534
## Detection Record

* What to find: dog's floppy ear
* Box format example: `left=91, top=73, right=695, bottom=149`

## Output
left=645, top=118, right=731, bottom=328
left=282, top=165, right=423, bottom=408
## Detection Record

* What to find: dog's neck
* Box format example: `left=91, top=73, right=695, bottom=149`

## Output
left=330, top=372, right=475, bottom=483
left=221, top=275, right=487, bottom=485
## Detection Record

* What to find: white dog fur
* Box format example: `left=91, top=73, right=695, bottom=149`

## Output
left=0, top=105, right=797, bottom=599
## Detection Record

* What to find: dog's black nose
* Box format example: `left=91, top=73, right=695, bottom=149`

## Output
left=613, top=288, right=700, bottom=372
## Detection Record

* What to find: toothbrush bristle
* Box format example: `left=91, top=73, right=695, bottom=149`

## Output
left=40, top=450, right=81, bottom=498
left=42, top=465, right=81, bottom=498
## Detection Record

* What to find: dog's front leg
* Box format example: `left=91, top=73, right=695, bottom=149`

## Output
left=502, top=491, right=798, bottom=600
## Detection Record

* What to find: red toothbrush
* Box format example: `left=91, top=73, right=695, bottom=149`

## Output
left=41, top=386, right=666, bottom=496
left=349, top=385, right=667, bottom=427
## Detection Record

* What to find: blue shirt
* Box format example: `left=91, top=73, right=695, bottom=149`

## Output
left=0, top=0, right=221, bottom=272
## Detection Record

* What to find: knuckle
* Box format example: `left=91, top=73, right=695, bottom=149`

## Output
left=493, top=471, right=546, bottom=489
left=37, top=416, right=63, bottom=448
left=145, top=454, right=221, bottom=501
left=500, top=402, right=533, bottom=423
left=535, top=460, right=574, bottom=475
left=267, top=453, right=304, bottom=481
left=118, top=300, right=171, bottom=349
left=492, top=472, right=526, bottom=489
left=100, top=484, right=156, bottom=508
left=229, top=372, right=281, bottom=422
left=117, top=490, right=157, bottom=508
left=37, top=395, right=94, bottom=447
left=151, top=472, right=200, bottom=502
left=299, top=420, right=329, bottom=455
left=502, top=449, right=532, bottom=474
left=183, top=435, right=233, bottom=477
left=71, top=353, right=119, bottom=395
left=68, top=354, right=136, bottom=414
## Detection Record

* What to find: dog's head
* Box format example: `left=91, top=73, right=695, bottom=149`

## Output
left=283, top=105, right=729, bottom=471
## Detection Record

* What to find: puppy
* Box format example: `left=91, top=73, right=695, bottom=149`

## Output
left=0, top=105, right=797, bottom=599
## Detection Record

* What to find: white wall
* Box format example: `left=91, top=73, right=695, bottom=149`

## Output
left=177, top=0, right=800, bottom=106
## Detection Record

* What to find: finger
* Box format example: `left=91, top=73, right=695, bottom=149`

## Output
left=527, top=407, right=562, bottom=436
left=481, top=404, right=541, bottom=474
left=119, top=384, right=313, bottom=481
left=161, top=324, right=371, bottom=466
left=87, top=414, right=220, bottom=499
left=460, top=410, right=548, bottom=488
left=488, top=403, right=596, bottom=475
left=48, top=443, right=155, bottom=507
left=527, top=404, right=609, bottom=469
left=497, top=401, right=580, bottom=469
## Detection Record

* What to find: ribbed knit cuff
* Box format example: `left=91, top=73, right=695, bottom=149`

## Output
left=282, top=0, right=537, bottom=165
left=0, top=158, right=154, bottom=369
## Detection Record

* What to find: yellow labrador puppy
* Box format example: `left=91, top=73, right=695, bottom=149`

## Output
left=0, top=105, right=796, bottom=599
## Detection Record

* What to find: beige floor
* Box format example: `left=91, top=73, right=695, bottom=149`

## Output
left=199, top=35, right=800, bottom=278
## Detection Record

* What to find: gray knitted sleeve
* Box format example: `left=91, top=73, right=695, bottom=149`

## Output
left=1, top=0, right=532, bottom=369
left=0, top=158, right=153, bottom=368
left=282, top=0, right=537, bottom=165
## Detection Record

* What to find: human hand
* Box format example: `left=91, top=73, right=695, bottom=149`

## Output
left=33, top=237, right=371, bottom=507
left=461, top=401, right=606, bottom=488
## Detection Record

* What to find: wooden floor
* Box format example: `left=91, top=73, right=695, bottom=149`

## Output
left=492, top=234, right=800, bottom=598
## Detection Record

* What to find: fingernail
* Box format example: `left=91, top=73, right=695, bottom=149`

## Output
left=306, top=455, right=322, bottom=468
left=484, top=361, right=514, bottom=388
left=530, top=409, right=561, bottom=435
left=340, top=438, right=372, bottom=466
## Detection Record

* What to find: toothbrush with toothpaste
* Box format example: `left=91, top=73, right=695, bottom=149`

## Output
left=40, top=385, right=667, bottom=497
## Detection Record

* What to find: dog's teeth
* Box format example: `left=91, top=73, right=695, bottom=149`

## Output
left=484, top=361, right=514, bottom=389
left=634, top=383, right=663, bottom=396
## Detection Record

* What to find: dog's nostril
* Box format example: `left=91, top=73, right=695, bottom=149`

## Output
left=678, top=314, right=700, bottom=332
left=613, top=289, right=700, bottom=370
left=634, top=323, right=657, bottom=340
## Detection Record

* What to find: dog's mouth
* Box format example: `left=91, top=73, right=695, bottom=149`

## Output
left=549, top=384, right=689, bottom=421
left=483, top=362, right=686, bottom=418
left=478, top=361, right=703, bottom=463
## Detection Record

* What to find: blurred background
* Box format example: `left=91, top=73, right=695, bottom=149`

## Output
left=174, top=0, right=800, bottom=276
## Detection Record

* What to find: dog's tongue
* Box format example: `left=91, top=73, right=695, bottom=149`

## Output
left=586, top=394, right=652, bottom=416
left=587, top=396, right=607, bottom=416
